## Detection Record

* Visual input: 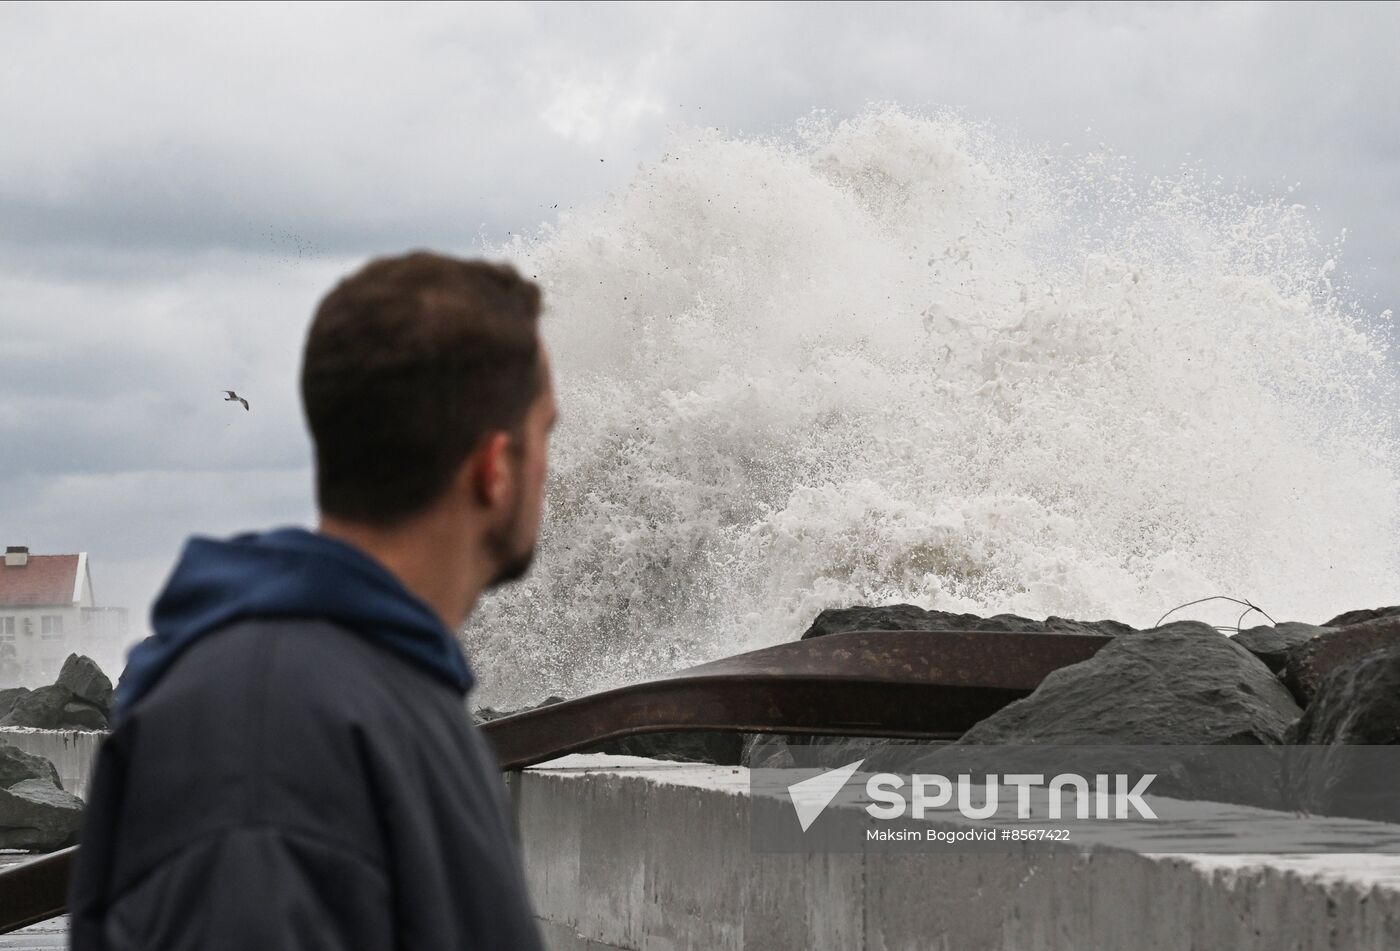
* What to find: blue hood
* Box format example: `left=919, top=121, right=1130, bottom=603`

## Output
left=113, top=527, right=475, bottom=722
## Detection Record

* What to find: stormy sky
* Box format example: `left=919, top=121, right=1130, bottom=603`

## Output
left=2, top=1, right=1397, bottom=652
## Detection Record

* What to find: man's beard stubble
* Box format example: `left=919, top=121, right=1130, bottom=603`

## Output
left=483, top=494, right=536, bottom=589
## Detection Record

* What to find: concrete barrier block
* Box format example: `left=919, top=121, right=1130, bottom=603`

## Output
left=516, top=756, right=1400, bottom=951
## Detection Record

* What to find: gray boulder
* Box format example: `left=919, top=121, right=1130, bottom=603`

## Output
left=799, top=603, right=1134, bottom=640
left=0, top=743, right=61, bottom=789
left=0, top=742, right=80, bottom=852
left=1284, top=645, right=1400, bottom=822
left=0, top=778, right=84, bottom=851
left=1283, top=615, right=1400, bottom=704
left=1039, top=615, right=1140, bottom=637
left=1289, top=644, right=1400, bottom=746
left=1322, top=605, right=1400, bottom=628
left=951, top=621, right=1300, bottom=746
left=800, top=603, right=942, bottom=639
left=0, top=687, right=29, bottom=720
left=61, top=702, right=108, bottom=731
left=0, top=662, right=116, bottom=729
left=1233, top=622, right=1332, bottom=674
left=0, top=685, right=76, bottom=729
left=56, top=654, right=113, bottom=713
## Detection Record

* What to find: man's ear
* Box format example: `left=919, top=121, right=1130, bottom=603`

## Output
left=468, top=432, right=513, bottom=508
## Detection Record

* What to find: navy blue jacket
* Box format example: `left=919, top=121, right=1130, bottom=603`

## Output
left=68, top=527, right=544, bottom=950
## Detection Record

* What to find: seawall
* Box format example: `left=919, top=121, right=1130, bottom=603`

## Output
left=513, top=756, right=1400, bottom=951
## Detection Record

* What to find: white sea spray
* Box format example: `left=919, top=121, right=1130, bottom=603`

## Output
left=464, top=107, right=1399, bottom=706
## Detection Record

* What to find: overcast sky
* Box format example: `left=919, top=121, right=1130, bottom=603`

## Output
left=3, top=1, right=1397, bottom=648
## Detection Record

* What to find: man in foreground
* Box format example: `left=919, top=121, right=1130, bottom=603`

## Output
left=69, top=252, right=555, bottom=950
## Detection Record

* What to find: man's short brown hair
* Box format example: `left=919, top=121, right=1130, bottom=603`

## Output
left=300, top=251, right=543, bottom=527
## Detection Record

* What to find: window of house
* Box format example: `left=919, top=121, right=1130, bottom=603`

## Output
left=40, top=615, right=64, bottom=638
left=0, top=617, right=13, bottom=636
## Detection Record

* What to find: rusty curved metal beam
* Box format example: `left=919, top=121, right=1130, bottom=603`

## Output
left=0, top=628, right=1109, bottom=934
left=0, top=847, right=71, bottom=934
left=482, top=629, right=1109, bottom=769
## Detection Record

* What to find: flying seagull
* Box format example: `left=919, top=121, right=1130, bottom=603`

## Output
left=223, top=390, right=249, bottom=411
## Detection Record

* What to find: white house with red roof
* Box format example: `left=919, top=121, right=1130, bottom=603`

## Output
left=0, top=545, right=128, bottom=685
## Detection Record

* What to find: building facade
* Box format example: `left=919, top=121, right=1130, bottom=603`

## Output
left=0, top=546, right=128, bottom=685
